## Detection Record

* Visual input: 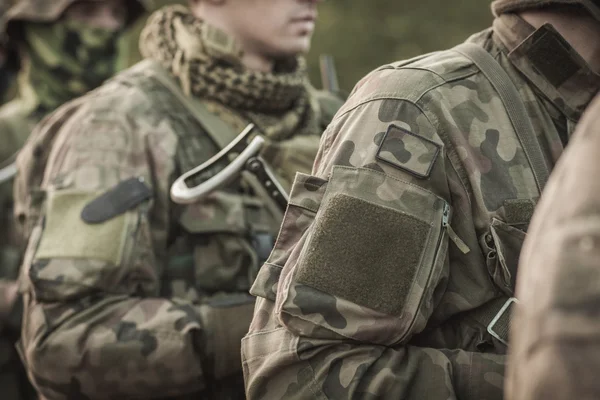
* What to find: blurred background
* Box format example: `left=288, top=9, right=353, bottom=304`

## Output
left=126, top=0, right=494, bottom=92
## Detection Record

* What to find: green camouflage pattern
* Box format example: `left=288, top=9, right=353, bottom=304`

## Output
left=23, top=19, right=126, bottom=111
left=13, top=54, right=337, bottom=399
left=242, top=14, right=600, bottom=399
left=4, top=0, right=150, bottom=28
left=507, top=94, right=600, bottom=400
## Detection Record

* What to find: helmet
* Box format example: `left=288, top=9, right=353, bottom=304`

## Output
left=492, top=0, right=600, bottom=22
left=4, top=0, right=154, bottom=40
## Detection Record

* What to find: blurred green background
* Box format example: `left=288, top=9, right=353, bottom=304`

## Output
left=126, top=0, right=493, bottom=92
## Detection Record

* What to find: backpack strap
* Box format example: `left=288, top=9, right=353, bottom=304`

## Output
left=454, top=43, right=550, bottom=192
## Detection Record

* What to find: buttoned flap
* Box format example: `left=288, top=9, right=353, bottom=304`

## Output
left=276, top=166, right=452, bottom=346
left=250, top=173, right=328, bottom=302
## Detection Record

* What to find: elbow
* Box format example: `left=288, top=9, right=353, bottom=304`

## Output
left=19, top=302, right=84, bottom=399
left=20, top=296, right=207, bottom=399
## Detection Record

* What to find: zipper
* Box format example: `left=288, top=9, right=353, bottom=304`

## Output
left=400, top=200, right=469, bottom=343
left=442, top=203, right=470, bottom=254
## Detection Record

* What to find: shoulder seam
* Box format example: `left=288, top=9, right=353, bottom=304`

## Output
left=336, top=67, right=479, bottom=121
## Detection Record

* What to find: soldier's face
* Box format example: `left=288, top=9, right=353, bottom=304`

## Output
left=213, top=0, right=323, bottom=58
left=63, top=0, right=128, bottom=31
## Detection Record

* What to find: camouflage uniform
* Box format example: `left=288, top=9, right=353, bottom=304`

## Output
left=241, top=5, right=600, bottom=400
left=0, top=1, right=147, bottom=400
left=506, top=98, right=600, bottom=399
left=14, top=5, right=341, bottom=400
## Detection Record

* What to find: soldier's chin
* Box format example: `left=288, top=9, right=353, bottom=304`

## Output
left=282, top=36, right=313, bottom=56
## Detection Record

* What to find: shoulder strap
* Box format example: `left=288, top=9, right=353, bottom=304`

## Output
left=454, top=43, right=550, bottom=193
left=135, top=59, right=240, bottom=150
left=454, top=43, right=544, bottom=346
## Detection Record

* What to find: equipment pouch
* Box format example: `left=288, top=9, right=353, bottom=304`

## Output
left=275, top=166, right=452, bottom=346
left=482, top=218, right=527, bottom=296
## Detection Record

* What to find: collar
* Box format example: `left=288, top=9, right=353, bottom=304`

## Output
left=493, top=13, right=600, bottom=121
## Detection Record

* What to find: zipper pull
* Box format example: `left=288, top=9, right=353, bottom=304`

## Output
left=443, top=203, right=470, bottom=254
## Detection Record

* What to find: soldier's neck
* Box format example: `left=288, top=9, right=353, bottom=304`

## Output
left=191, top=4, right=275, bottom=73
left=239, top=52, right=274, bottom=73
left=519, top=7, right=600, bottom=74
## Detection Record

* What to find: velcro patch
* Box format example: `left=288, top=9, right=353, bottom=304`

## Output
left=295, top=193, right=429, bottom=316
left=526, top=25, right=580, bottom=88
left=81, top=177, right=152, bottom=224
left=376, top=125, right=440, bottom=178
left=503, top=198, right=536, bottom=225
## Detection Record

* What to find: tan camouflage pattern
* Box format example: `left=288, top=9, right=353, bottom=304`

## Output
left=242, top=14, right=600, bottom=399
left=507, top=94, right=600, bottom=400
left=13, top=49, right=338, bottom=400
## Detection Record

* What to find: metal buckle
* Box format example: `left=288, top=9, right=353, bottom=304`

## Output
left=487, top=297, right=519, bottom=346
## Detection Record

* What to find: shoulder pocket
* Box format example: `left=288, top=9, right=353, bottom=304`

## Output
left=276, top=166, right=454, bottom=345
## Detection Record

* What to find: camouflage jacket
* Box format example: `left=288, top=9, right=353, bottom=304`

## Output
left=507, top=94, right=600, bottom=400
left=0, top=78, right=43, bottom=268
left=14, top=58, right=341, bottom=400
left=242, top=14, right=600, bottom=400
left=0, top=72, right=45, bottom=400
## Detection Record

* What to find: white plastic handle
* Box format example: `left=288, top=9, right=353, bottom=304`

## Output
left=170, top=129, right=264, bottom=204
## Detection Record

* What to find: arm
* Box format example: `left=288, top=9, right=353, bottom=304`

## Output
left=17, top=95, right=252, bottom=400
left=244, top=83, right=505, bottom=399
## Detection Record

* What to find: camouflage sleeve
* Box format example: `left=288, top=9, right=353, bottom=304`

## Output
left=16, top=92, right=251, bottom=400
left=243, top=70, right=504, bottom=399
left=507, top=96, right=600, bottom=400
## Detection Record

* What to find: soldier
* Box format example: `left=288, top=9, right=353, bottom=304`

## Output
left=0, top=1, right=148, bottom=399
left=14, top=0, right=338, bottom=399
left=507, top=94, right=600, bottom=399
left=242, top=1, right=600, bottom=399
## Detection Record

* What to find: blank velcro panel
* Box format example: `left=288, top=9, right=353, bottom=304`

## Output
left=295, top=193, right=430, bottom=317
left=36, top=190, right=130, bottom=266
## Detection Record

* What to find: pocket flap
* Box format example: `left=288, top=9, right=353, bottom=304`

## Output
left=490, top=218, right=527, bottom=291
